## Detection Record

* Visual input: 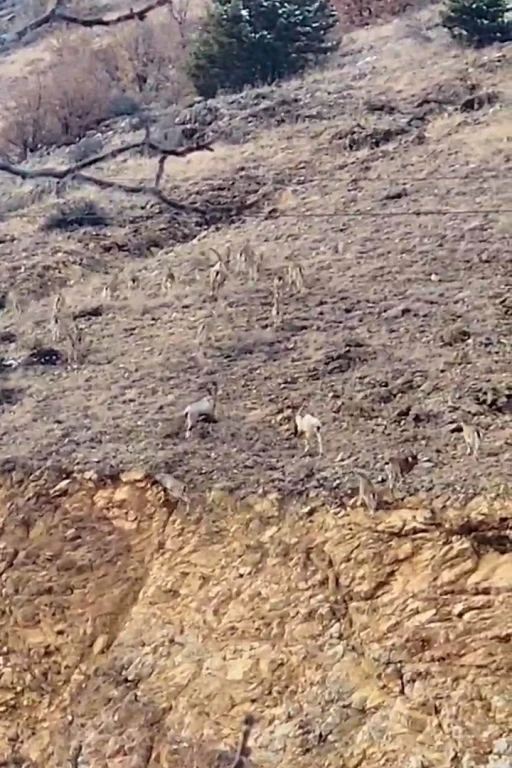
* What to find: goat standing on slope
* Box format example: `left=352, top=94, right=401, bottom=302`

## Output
left=294, top=409, right=323, bottom=456
left=354, top=470, right=378, bottom=515
left=182, top=382, right=219, bottom=438
left=385, top=451, right=419, bottom=494
left=461, top=421, right=482, bottom=458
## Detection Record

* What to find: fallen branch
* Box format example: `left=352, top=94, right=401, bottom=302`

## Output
left=0, top=137, right=214, bottom=182
left=13, top=0, right=170, bottom=42
left=0, top=130, right=214, bottom=215
left=74, top=171, right=196, bottom=213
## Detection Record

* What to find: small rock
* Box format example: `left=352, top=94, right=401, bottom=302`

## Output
left=494, top=740, right=512, bottom=757
left=92, top=634, right=109, bottom=656
left=120, top=469, right=147, bottom=483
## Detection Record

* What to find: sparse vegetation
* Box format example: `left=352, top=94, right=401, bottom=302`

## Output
left=186, top=0, right=339, bottom=98
left=440, top=0, right=512, bottom=46
left=42, top=199, right=109, bottom=231
left=67, top=136, right=105, bottom=163
left=0, top=17, right=189, bottom=157
left=0, top=2, right=510, bottom=766
left=333, top=0, right=416, bottom=27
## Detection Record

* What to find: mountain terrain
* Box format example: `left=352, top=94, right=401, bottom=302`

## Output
left=0, top=3, right=510, bottom=766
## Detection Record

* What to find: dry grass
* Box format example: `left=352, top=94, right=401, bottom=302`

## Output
left=0, top=8, right=511, bottom=500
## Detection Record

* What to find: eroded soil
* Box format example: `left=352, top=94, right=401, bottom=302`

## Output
left=0, top=11, right=511, bottom=767
left=0, top=470, right=511, bottom=767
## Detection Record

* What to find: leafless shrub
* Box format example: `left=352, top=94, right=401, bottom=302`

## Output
left=167, top=0, right=192, bottom=50
left=50, top=314, right=62, bottom=343
left=195, top=316, right=214, bottom=364
left=196, top=317, right=213, bottom=348
left=1, top=46, right=115, bottom=157
left=42, top=199, right=109, bottom=232
left=0, top=15, right=194, bottom=157
left=93, top=14, right=194, bottom=105
left=67, top=136, right=105, bottom=164
left=52, top=292, right=65, bottom=318
left=0, top=179, right=58, bottom=215
left=49, top=292, right=67, bottom=341
left=0, top=185, right=40, bottom=215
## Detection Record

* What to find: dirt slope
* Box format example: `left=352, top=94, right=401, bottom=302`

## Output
left=0, top=469, right=511, bottom=767
left=0, top=7, right=511, bottom=766
left=0, top=11, right=510, bottom=500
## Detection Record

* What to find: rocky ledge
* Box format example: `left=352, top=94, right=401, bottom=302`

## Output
left=0, top=469, right=511, bottom=767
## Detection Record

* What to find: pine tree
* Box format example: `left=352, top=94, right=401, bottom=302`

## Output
left=440, top=0, right=511, bottom=47
left=186, top=0, right=339, bottom=98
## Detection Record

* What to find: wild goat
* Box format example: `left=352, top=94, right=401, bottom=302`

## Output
left=65, top=322, right=85, bottom=364
left=8, top=290, right=20, bottom=314
left=385, top=451, right=419, bottom=493
left=102, top=274, right=120, bottom=302
left=196, top=317, right=213, bottom=348
left=161, top=266, right=176, bottom=294
left=50, top=314, right=62, bottom=343
left=294, top=410, right=323, bottom=456
left=50, top=293, right=66, bottom=342
left=354, top=470, right=378, bottom=515
left=52, top=292, right=64, bottom=319
left=183, top=382, right=219, bottom=438
left=271, top=272, right=285, bottom=328
left=126, top=270, right=140, bottom=290
left=461, top=421, right=482, bottom=458
left=230, top=714, right=256, bottom=768
left=155, top=473, right=189, bottom=506
left=285, top=261, right=305, bottom=294
left=238, top=241, right=262, bottom=282
left=209, top=251, right=229, bottom=300
left=271, top=292, right=282, bottom=328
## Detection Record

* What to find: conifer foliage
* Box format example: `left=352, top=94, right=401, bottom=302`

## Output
left=187, top=0, right=339, bottom=98
left=440, top=0, right=511, bottom=47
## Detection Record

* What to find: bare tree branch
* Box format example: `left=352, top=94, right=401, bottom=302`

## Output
left=0, top=134, right=214, bottom=214
left=0, top=137, right=213, bottom=181
left=13, top=0, right=171, bottom=42
left=74, top=171, right=198, bottom=213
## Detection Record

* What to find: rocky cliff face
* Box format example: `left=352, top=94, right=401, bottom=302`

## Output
left=0, top=469, right=511, bottom=767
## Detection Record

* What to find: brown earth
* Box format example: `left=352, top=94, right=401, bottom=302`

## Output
left=0, top=469, right=511, bottom=767
left=0, top=5, right=511, bottom=767
left=0, top=13, right=510, bottom=500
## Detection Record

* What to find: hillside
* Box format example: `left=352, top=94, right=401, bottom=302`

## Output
left=0, top=3, right=511, bottom=766
left=0, top=11, right=510, bottom=497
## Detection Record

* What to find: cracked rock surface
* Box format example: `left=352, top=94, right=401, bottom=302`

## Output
left=0, top=469, right=511, bottom=767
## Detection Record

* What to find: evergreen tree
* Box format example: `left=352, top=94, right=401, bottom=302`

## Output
left=440, top=0, right=511, bottom=47
left=187, top=0, right=339, bottom=98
